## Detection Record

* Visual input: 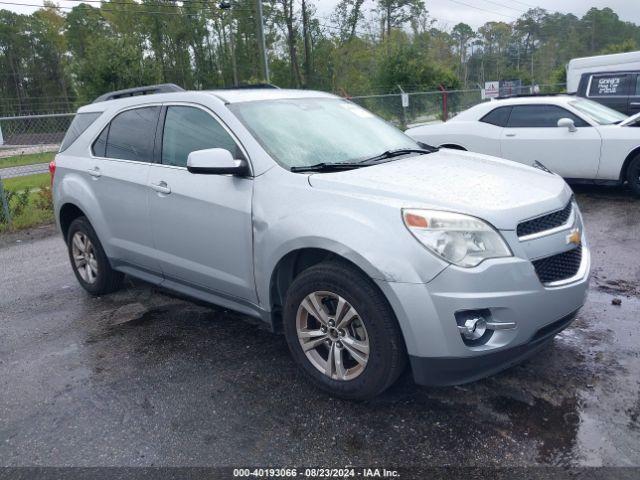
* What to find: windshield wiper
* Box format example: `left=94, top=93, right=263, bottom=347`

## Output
left=358, top=147, right=436, bottom=165
left=290, top=162, right=366, bottom=173
left=290, top=144, right=438, bottom=172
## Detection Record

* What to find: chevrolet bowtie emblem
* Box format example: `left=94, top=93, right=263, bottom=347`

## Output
left=566, top=228, right=582, bottom=246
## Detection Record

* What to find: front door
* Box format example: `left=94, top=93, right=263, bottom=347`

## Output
left=147, top=104, right=256, bottom=302
left=499, top=104, right=602, bottom=179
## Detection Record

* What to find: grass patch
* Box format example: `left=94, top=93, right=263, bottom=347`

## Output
left=0, top=151, right=55, bottom=169
left=2, top=173, right=50, bottom=191
left=0, top=173, right=54, bottom=233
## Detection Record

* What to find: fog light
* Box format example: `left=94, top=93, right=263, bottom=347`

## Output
left=455, top=309, right=493, bottom=346
left=460, top=316, right=487, bottom=340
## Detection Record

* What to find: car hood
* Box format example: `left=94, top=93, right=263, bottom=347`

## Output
left=307, top=149, right=572, bottom=230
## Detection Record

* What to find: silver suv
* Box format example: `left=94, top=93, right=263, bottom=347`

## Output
left=52, top=85, right=590, bottom=399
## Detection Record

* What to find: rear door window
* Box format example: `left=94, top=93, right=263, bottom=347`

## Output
left=161, top=106, right=243, bottom=168
left=60, top=112, right=101, bottom=152
left=588, top=74, right=630, bottom=97
left=480, top=106, right=511, bottom=127
left=103, top=106, right=160, bottom=162
left=507, top=105, right=589, bottom=128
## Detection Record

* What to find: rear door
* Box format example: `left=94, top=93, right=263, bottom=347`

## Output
left=147, top=104, right=256, bottom=302
left=89, top=105, right=161, bottom=276
left=628, top=74, right=640, bottom=116
left=499, top=104, right=601, bottom=179
left=586, top=73, right=632, bottom=114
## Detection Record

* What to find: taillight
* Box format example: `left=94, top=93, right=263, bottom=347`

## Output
left=49, top=159, right=56, bottom=188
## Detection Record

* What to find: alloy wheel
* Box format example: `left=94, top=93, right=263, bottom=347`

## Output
left=296, top=291, right=369, bottom=381
left=71, top=231, right=99, bottom=284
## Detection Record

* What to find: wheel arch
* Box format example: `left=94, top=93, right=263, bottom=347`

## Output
left=619, top=146, right=640, bottom=182
left=268, top=248, right=386, bottom=333
left=58, top=203, right=87, bottom=242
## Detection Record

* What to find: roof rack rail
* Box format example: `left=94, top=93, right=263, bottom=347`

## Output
left=219, top=83, right=280, bottom=90
left=93, top=83, right=185, bottom=103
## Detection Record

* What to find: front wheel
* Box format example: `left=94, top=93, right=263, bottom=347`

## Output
left=283, top=261, right=407, bottom=400
left=627, top=155, right=640, bottom=197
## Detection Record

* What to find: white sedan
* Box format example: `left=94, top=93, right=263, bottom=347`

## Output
left=406, top=95, right=640, bottom=195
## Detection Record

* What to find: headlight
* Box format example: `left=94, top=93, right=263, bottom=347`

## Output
left=402, top=209, right=512, bottom=267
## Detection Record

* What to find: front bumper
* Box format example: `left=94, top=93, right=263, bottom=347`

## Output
left=409, top=309, right=579, bottom=386
left=376, top=242, right=590, bottom=386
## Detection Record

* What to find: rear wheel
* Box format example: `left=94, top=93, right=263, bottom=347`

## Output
left=627, top=155, right=640, bottom=196
left=67, top=217, right=123, bottom=295
left=283, top=261, right=407, bottom=400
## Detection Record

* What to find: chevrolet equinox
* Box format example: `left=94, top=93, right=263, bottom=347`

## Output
left=52, top=85, right=590, bottom=399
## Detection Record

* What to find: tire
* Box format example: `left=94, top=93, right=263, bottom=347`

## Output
left=283, top=261, right=407, bottom=400
left=626, top=155, right=640, bottom=197
left=66, top=216, right=123, bottom=295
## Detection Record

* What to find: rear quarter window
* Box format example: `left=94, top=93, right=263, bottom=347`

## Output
left=480, top=106, right=511, bottom=127
left=59, top=112, right=102, bottom=152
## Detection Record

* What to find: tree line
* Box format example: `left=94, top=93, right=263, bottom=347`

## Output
left=0, top=1, right=639, bottom=115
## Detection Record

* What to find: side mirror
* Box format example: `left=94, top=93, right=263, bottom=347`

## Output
left=187, top=148, right=249, bottom=176
left=557, top=118, right=577, bottom=132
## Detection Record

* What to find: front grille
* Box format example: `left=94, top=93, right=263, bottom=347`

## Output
left=517, top=200, right=573, bottom=238
left=532, top=245, right=582, bottom=284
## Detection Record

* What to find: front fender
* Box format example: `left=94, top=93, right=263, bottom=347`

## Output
left=252, top=184, right=448, bottom=308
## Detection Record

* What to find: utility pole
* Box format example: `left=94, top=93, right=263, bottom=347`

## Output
left=256, top=0, right=270, bottom=83
left=301, top=0, right=312, bottom=87
left=219, top=1, right=238, bottom=85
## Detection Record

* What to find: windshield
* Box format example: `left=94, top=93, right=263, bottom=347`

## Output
left=569, top=98, right=628, bottom=125
left=229, top=98, right=420, bottom=169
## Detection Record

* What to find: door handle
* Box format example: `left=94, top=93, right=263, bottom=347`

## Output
left=150, top=181, right=171, bottom=194
left=87, top=167, right=101, bottom=178
left=630, top=102, right=640, bottom=106
left=505, top=133, right=516, bottom=137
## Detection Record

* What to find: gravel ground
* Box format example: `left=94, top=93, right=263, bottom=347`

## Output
left=0, top=163, right=49, bottom=179
left=0, top=185, right=638, bottom=469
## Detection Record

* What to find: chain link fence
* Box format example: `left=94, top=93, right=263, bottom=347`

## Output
left=351, top=89, right=483, bottom=129
left=0, top=113, right=75, bottom=156
left=0, top=97, right=74, bottom=118
left=351, top=83, right=566, bottom=128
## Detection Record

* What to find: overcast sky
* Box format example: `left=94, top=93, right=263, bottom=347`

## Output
left=3, top=0, right=639, bottom=30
